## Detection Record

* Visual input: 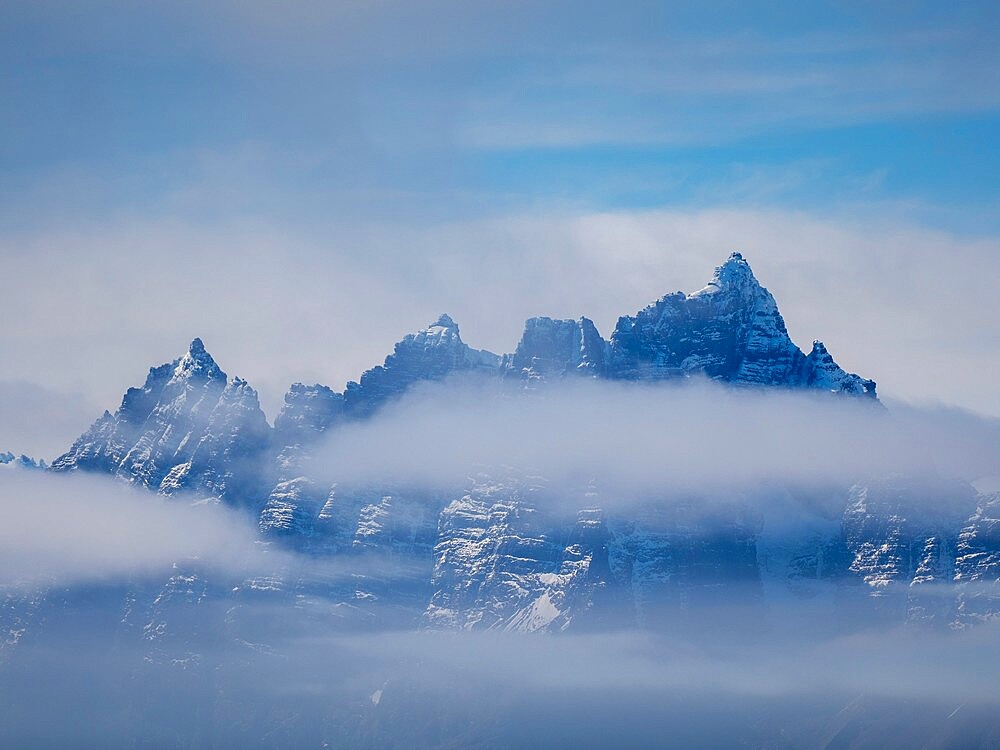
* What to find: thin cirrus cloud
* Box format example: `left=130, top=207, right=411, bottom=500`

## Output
left=4, top=1, right=998, bottom=163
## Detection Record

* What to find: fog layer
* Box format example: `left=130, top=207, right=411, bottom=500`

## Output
left=313, top=378, right=1000, bottom=493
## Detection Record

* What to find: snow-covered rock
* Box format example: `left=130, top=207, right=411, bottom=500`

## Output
left=343, top=314, right=501, bottom=418
left=50, top=338, right=271, bottom=507
left=0, top=452, right=46, bottom=470
left=424, top=476, right=612, bottom=632
left=806, top=340, right=876, bottom=397
left=502, top=316, right=608, bottom=382
left=607, top=252, right=876, bottom=396
left=954, top=492, right=1000, bottom=625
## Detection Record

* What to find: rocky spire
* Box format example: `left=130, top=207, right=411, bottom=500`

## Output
left=608, top=252, right=804, bottom=384
left=504, top=316, right=608, bottom=381
left=342, top=316, right=501, bottom=418
left=603, top=252, right=878, bottom=396
left=170, top=337, right=225, bottom=384
left=51, top=338, right=271, bottom=506
left=688, top=251, right=759, bottom=299
left=806, top=340, right=877, bottom=397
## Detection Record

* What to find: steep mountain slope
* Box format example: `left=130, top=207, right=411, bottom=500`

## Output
left=502, top=317, right=608, bottom=381
left=608, top=253, right=875, bottom=395
left=50, top=338, right=271, bottom=507
left=343, top=314, right=501, bottom=418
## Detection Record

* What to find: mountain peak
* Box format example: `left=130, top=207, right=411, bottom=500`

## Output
left=806, top=339, right=877, bottom=398
left=506, top=316, right=608, bottom=380
left=431, top=313, right=457, bottom=330
left=688, top=252, right=758, bottom=298
left=713, top=251, right=757, bottom=285
left=172, top=337, right=225, bottom=382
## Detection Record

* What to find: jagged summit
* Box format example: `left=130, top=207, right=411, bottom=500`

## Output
left=168, top=337, right=225, bottom=384
left=599, top=252, right=878, bottom=397
left=713, top=250, right=757, bottom=286
left=342, top=316, right=500, bottom=418
left=806, top=339, right=877, bottom=396
left=51, top=339, right=270, bottom=505
left=52, top=251, right=878, bottom=509
left=0, top=451, right=46, bottom=470
left=410, top=314, right=466, bottom=349
left=609, top=251, right=798, bottom=384
left=688, top=251, right=757, bottom=299
left=504, top=316, right=608, bottom=380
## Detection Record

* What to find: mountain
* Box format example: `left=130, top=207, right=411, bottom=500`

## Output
left=50, top=338, right=271, bottom=507
left=32, top=252, right=1000, bottom=638
left=502, top=316, right=608, bottom=381
left=0, top=452, right=45, bottom=470
left=343, top=313, right=501, bottom=418
left=606, top=252, right=875, bottom=394
left=51, top=253, right=878, bottom=506
left=9, top=251, right=1000, bottom=747
left=494, top=253, right=875, bottom=397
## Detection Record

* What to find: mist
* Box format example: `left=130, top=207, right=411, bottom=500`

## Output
left=0, top=380, right=97, bottom=461
left=311, top=377, right=1000, bottom=495
left=5, top=595, right=1000, bottom=748
left=2, top=376, right=1000, bottom=747
left=0, top=470, right=268, bottom=587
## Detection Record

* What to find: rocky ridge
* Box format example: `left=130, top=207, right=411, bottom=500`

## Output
left=31, top=253, right=1000, bottom=637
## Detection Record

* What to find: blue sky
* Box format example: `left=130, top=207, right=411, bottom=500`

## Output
left=4, top=0, right=999, bottom=228
left=2, top=0, right=1000, bottom=454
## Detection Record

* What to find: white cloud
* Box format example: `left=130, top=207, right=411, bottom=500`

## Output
left=1, top=205, right=997, bottom=433
left=0, top=471, right=267, bottom=587
left=310, top=377, right=998, bottom=495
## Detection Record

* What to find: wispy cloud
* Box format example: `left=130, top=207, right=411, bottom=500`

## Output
left=309, top=377, right=999, bottom=494
left=0, top=471, right=266, bottom=586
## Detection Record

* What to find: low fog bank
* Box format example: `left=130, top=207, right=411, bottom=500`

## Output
left=884, top=398, right=1000, bottom=490
left=2, top=380, right=1000, bottom=747
left=0, top=471, right=271, bottom=587
left=313, top=378, right=1000, bottom=495
left=4, top=608, right=1000, bottom=749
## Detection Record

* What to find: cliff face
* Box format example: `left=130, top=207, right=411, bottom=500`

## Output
left=51, top=338, right=270, bottom=508
left=607, top=253, right=874, bottom=395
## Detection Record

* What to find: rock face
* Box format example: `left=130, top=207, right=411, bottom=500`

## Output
left=424, top=477, right=613, bottom=632
left=841, top=477, right=978, bottom=623
left=258, top=384, right=344, bottom=540
left=607, top=253, right=874, bottom=394
left=503, top=317, right=608, bottom=381
left=343, top=314, right=501, bottom=418
left=50, top=338, right=271, bottom=507
left=39, top=251, right=999, bottom=641
left=0, top=452, right=45, bottom=470
left=955, top=493, right=1000, bottom=625
left=806, top=340, right=877, bottom=397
